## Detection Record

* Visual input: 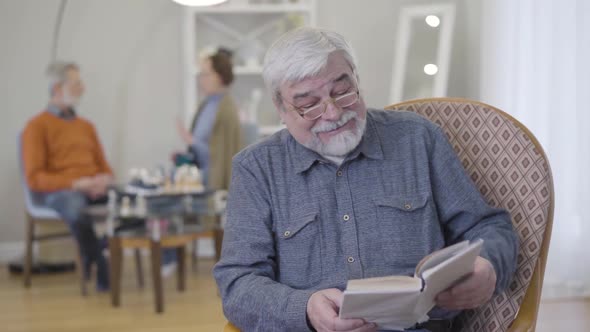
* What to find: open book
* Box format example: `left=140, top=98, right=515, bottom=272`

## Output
left=339, top=239, right=484, bottom=330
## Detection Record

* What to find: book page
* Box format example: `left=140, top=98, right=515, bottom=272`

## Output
left=340, top=278, right=423, bottom=330
left=414, top=239, right=484, bottom=315
left=346, top=275, right=420, bottom=292
left=414, top=240, right=469, bottom=276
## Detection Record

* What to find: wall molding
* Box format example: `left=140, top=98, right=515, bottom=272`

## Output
left=0, top=241, right=36, bottom=264
left=542, top=279, right=590, bottom=300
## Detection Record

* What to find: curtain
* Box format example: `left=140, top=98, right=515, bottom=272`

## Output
left=479, top=0, right=590, bottom=299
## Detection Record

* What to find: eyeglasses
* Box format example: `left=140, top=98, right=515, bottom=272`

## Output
left=285, top=90, right=360, bottom=121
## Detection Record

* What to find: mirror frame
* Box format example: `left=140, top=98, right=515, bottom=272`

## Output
left=389, top=3, right=456, bottom=103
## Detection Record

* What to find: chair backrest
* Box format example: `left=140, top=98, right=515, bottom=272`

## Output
left=385, top=98, right=554, bottom=332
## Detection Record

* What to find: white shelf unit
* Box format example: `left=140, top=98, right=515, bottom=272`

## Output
left=182, top=0, right=317, bottom=137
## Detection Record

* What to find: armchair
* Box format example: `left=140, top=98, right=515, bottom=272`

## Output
left=385, top=98, right=554, bottom=332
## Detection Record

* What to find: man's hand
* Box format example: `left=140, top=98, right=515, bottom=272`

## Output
left=436, top=256, right=496, bottom=310
left=72, top=174, right=113, bottom=199
left=176, top=117, right=193, bottom=145
left=89, top=173, right=113, bottom=198
left=72, top=177, right=95, bottom=194
left=307, top=288, right=377, bottom=332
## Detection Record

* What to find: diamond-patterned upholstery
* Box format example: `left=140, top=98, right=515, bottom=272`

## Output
left=385, top=98, right=554, bottom=332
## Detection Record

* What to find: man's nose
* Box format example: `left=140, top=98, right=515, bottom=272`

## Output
left=321, top=100, right=343, bottom=121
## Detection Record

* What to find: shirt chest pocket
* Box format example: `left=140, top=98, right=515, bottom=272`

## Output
left=373, top=193, right=434, bottom=267
left=276, top=206, right=322, bottom=289
left=374, top=194, right=429, bottom=214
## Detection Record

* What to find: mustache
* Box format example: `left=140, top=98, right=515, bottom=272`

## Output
left=311, top=111, right=358, bottom=134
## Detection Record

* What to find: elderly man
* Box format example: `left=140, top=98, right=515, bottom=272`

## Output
left=22, top=61, right=113, bottom=291
left=213, top=28, right=518, bottom=332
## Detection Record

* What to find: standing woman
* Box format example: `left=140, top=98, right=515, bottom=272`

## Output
left=175, top=48, right=243, bottom=261
left=176, top=48, right=243, bottom=191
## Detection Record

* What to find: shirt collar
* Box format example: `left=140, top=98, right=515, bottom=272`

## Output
left=291, top=110, right=384, bottom=174
left=289, top=133, right=324, bottom=174
left=47, top=104, right=77, bottom=120
left=346, top=111, right=384, bottom=162
left=205, top=93, right=224, bottom=103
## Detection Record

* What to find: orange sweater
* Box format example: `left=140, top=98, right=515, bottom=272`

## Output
left=22, top=111, right=113, bottom=192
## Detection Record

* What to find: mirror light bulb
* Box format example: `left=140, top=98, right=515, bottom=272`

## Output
left=425, top=15, right=440, bottom=28
left=424, top=64, right=439, bottom=76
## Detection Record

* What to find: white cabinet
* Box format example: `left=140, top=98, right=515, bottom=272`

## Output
left=181, top=0, right=317, bottom=137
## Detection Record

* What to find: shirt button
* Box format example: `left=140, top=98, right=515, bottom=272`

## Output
left=347, top=256, right=355, bottom=263
left=337, top=170, right=343, bottom=177
left=283, top=231, right=291, bottom=237
left=343, top=214, right=350, bottom=221
left=404, top=203, right=412, bottom=210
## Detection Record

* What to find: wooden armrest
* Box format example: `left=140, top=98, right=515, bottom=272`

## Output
left=224, top=322, right=240, bottom=332
left=508, top=264, right=542, bottom=332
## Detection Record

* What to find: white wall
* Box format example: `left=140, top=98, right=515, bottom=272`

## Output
left=0, top=0, right=480, bottom=248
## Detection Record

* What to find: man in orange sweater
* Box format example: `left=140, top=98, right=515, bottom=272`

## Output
left=22, top=61, right=112, bottom=290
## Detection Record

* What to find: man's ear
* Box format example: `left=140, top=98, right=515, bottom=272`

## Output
left=273, top=95, right=289, bottom=124
left=271, top=93, right=283, bottom=111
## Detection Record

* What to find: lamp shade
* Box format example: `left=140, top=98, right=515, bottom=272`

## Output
left=172, top=0, right=228, bottom=6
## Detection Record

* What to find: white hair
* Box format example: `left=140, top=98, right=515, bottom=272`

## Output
left=262, top=27, right=358, bottom=105
left=46, top=60, right=78, bottom=96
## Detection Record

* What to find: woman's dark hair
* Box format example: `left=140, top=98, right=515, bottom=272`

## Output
left=209, top=47, right=234, bottom=86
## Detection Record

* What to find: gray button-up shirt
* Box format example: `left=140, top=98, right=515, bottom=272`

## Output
left=214, top=109, right=518, bottom=331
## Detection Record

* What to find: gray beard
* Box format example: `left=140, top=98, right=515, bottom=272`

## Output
left=304, top=111, right=367, bottom=158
